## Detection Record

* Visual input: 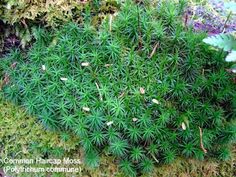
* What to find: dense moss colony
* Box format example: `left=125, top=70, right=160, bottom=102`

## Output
left=1, top=1, right=235, bottom=175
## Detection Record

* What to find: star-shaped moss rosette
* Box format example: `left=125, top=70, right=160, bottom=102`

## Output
left=1, top=1, right=236, bottom=176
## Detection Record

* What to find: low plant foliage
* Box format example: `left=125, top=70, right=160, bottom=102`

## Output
left=0, top=96, right=78, bottom=160
left=203, top=33, right=236, bottom=62
left=1, top=0, right=236, bottom=175
left=0, top=0, right=86, bottom=25
left=0, top=0, right=120, bottom=48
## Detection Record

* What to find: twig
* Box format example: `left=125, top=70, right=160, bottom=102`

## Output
left=95, top=82, right=103, bottom=101
left=118, top=91, right=125, bottom=99
left=118, top=87, right=127, bottom=99
left=202, top=69, right=205, bottom=76
left=151, top=153, right=159, bottom=163
left=222, top=11, right=232, bottom=33
left=1, top=73, right=10, bottom=90
left=21, top=19, right=28, bottom=28
left=149, top=42, right=159, bottom=58
left=199, top=127, right=207, bottom=154
left=184, top=12, right=189, bottom=29
left=109, top=14, right=113, bottom=32
left=137, top=4, right=143, bottom=49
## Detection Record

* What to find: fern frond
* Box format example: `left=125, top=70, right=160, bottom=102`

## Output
left=203, top=34, right=236, bottom=52
left=226, top=50, right=236, bottom=62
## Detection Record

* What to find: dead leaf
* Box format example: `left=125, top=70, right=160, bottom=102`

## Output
left=106, top=121, right=113, bottom=126
left=82, top=107, right=90, bottom=112
left=60, top=77, right=68, bottom=81
left=81, top=62, right=90, bottom=66
left=42, top=65, right=46, bottom=71
left=152, top=99, right=160, bottom=105
left=139, top=87, right=145, bottom=94
left=181, top=122, right=186, bottom=130
left=105, top=64, right=113, bottom=67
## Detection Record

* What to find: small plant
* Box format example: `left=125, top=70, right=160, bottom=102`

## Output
left=203, top=33, right=236, bottom=62
left=1, top=0, right=236, bottom=176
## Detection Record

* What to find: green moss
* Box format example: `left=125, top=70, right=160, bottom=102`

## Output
left=0, top=97, right=235, bottom=176
left=0, top=96, right=79, bottom=158
left=0, top=0, right=120, bottom=49
left=0, top=0, right=235, bottom=175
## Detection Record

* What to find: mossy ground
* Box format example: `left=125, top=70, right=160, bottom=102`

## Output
left=0, top=99, right=235, bottom=177
left=0, top=0, right=235, bottom=176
